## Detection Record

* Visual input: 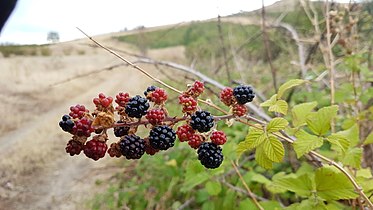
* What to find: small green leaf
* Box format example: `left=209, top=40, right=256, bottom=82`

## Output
left=271, top=174, right=314, bottom=197
left=277, top=79, right=306, bottom=99
left=306, top=105, right=339, bottom=136
left=285, top=198, right=327, bottom=210
left=263, top=135, right=284, bottom=162
left=315, top=166, right=358, bottom=200
left=293, top=129, right=324, bottom=158
left=356, top=168, right=372, bottom=179
left=342, top=147, right=362, bottom=169
left=267, top=117, right=289, bottom=132
left=251, top=173, right=271, bottom=185
left=239, top=199, right=257, bottom=210
left=237, top=127, right=265, bottom=158
left=260, top=94, right=277, bottom=107
left=326, top=134, right=350, bottom=153
left=256, top=144, right=273, bottom=169
left=292, top=101, right=318, bottom=127
left=338, top=124, right=359, bottom=148
left=268, top=99, right=288, bottom=115
left=363, top=132, right=373, bottom=145
left=205, top=181, right=221, bottom=196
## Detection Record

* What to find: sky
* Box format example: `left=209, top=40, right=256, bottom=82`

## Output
left=0, top=0, right=353, bottom=45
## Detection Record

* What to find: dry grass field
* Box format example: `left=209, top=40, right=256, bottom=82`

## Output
left=0, top=33, right=186, bottom=209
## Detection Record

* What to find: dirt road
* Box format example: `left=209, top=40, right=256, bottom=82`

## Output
left=0, top=37, right=169, bottom=209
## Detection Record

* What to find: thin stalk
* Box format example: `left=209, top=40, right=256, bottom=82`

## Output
left=231, top=161, right=264, bottom=210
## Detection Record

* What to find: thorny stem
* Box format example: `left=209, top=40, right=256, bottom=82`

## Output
left=79, top=29, right=373, bottom=208
left=231, top=161, right=264, bottom=210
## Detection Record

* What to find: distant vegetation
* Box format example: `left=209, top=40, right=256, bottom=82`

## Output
left=0, top=44, right=51, bottom=57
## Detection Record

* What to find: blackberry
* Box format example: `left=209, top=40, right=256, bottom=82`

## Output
left=113, top=121, right=130, bottom=137
left=233, top=85, right=255, bottom=104
left=125, top=95, right=150, bottom=118
left=144, top=85, right=157, bottom=97
left=189, top=110, right=214, bottom=133
left=197, top=142, right=224, bottom=169
left=149, top=126, right=176, bottom=150
left=65, top=140, right=83, bottom=156
left=119, top=135, right=145, bottom=159
left=84, top=139, right=108, bottom=161
left=59, top=115, right=74, bottom=133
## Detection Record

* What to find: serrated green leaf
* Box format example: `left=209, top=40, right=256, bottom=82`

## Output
left=292, top=101, right=318, bottom=127
left=342, top=147, right=362, bottom=169
left=267, top=117, right=289, bottom=132
left=256, top=144, right=273, bottom=169
left=326, top=134, right=350, bottom=153
left=293, top=129, right=324, bottom=158
left=251, top=173, right=271, bottom=185
left=205, top=181, right=221, bottom=196
left=271, top=174, right=314, bottom=197
left=338, top=124, right=359, bottom=147
left=306, top=105, right=339, bottom=136
left=277, top=79, right=306, bottom=99
left=285, top=198, right=327, bottom=210
left=260, top=94, right=277, bottom=107
left=237, top=127, right=265, bottom=158
left=315, top=166, right=358, bottom=200
left=363, top=132, right=373, bottom=145
left=263, top=135, right=284, bottom=162
left=268, top=99, right=288, bottom=115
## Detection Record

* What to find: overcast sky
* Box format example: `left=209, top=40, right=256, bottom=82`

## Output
left=0, top=0, right=352, bottom=45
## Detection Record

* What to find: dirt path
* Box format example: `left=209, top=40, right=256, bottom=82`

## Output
left=0, top=38, right=157, bottom=209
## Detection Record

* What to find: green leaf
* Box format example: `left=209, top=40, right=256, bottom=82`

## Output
left=239, top=199, right=257, bottom=210
left=263, top=135, right=284, bottom=162
left=363, top=132, right=373, bottom=145
left=268, top=99, right=288, bottom=115
left=306, top=105, right=339, bottom=136
left=326, top=134, right=350, bottom=153
left=267, top=117, right=289, bottom=132
left=293, top=129, right=324, bottom=158
left=277, top=79, right=306, bottom=99
left=338, top=124, right=359, bottom=148
left=285, top=198, right=327, bottom=210
left=271, top=174, right=314, bottom=197
left=256, top=144, right=273, bottom=169
left=342, top=147, right=362, bottom=169
left=315, top=166, right=358, bottom=200
left=205, top=181, right=221, bottom=196
left=251, top=173, right=271, bottom=185
left=260, top=94, right=277, bottom=107
left=356, top=168, right=372, bottom=179
left=181, top=162, right=210, bottom=192
left=258, top=201, right=282, bottom=210
left=292, top=101, right=318, bottom=127
left=237, top=127, right=265, bottom=158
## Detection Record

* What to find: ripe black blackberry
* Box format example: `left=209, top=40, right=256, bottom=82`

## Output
left=189, top=110, right=214, bottom=133
left=125, top=95, right=150, bottom=118
left=149, top=126, right=176, bottom=150
left=233, top=85, right=255, bottom=104
left=144, top=85, right=157, bottom=97
left=59, top=115, right=74, bottom=132
left=113, top=121, right=130, bottom=137
left=119, top=135, right=145, bottom=159
left=197, top=142, right=224, bottom=169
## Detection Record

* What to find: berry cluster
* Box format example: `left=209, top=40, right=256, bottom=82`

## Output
left=59, top=81, right=256, bottom=169
left=219, top=85, right=255, bottom=117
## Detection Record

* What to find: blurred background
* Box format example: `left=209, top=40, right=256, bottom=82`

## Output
left=0, top=0, right=372, bottom=209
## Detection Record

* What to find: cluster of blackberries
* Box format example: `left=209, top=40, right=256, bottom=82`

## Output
left=59, top=82, right=256, bottom=169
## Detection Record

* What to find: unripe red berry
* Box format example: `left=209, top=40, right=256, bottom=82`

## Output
left=232, top=104, right=248, bottom=117
left=176, top=124, right=195, bottom=142
left=210, top=131, right=227, bottom=145
left=115, top=92, right=130, bottom=107
left=188, top=134, right=203, bottom=149
left=220, top=87, right=235, bottom=106
left=178, top=94, right=197, bottom=114
left=84, top=139, right=108, bottom=161
left=146, top=109, right=166, bottom=125
left=186, top=80, right=204, bottom=98
left=69, top=104, right=87, bottom=119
